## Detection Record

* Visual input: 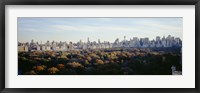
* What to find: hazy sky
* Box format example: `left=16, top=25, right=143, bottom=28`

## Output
left=18, top=17, right=182, bottom=43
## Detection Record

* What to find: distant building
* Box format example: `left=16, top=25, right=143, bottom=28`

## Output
left=18, top=46, right=28, bottom=52
left=46, top=46, right=51, bottom=51
left=37, top=46, right=40, bottom=51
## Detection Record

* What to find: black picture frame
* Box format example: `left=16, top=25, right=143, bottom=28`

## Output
left=0, top=0, right=200, bottom=93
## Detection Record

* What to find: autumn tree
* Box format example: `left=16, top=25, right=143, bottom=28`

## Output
left=86, top=56, right=92, bottom=62
left=25, top=70, right=37, bottom=75
left=95, top=59, right=104, bottom=65
left=48, top=67, right=60, bottom=74
left=57, top=64, right=65, bottom=70
left=67, top=62, right=84, bottom=68
left=33, top=65, right=46, bottom=72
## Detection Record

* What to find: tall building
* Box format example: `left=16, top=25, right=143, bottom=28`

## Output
left=87, top=37, right=90, bottom=44
left=156, top=36, right=160, bottom=41
left=98, top=39, right=101, bottom=44
left=124, top=36, right=126, bottom=41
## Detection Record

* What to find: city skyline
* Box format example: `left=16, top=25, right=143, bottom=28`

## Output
left=18, top=35, right=181, bottom=44
left=18, top=17, right=182, bottom=43
left=18, top=34, right=182, bottom=52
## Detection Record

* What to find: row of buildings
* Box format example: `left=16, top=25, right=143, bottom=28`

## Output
left=18, top=35, right=182, bottom=52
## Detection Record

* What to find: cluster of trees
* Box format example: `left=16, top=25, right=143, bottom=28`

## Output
left=18, top=48, right=182, bottom=75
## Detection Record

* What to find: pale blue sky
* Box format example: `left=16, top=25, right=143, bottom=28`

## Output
left=18, top=17, right=182, bottom=43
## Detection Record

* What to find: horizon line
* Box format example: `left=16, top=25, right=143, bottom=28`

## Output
left=18, top=35, right=182, bottom=43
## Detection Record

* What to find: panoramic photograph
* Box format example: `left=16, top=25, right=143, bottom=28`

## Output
left=18, top=17, right=182, bottom=75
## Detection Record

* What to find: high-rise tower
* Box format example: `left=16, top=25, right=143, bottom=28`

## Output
left=124, top=36, right=126, bottom=41
left=87, top=37, right=90, bottom=43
